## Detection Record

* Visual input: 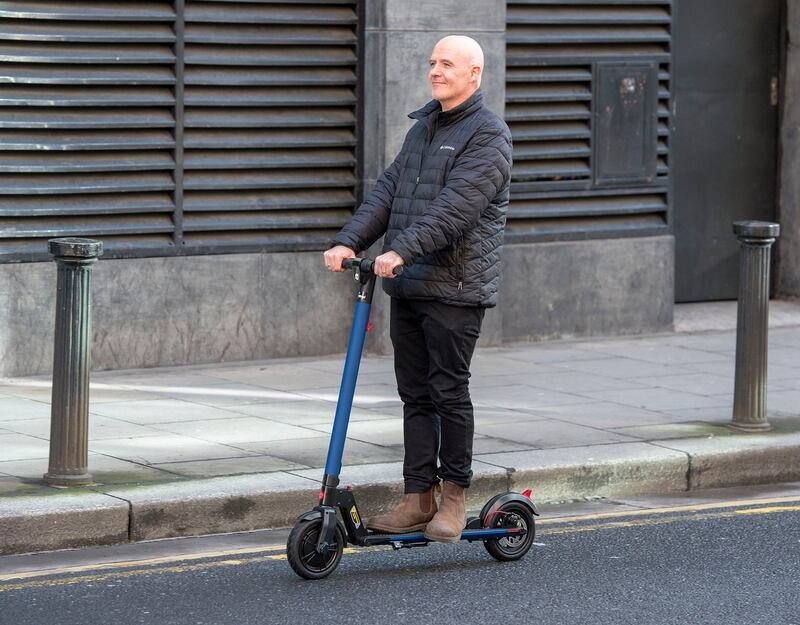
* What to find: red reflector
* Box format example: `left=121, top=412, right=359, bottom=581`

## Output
left=521, top=488, right=533, bottom=500
left=366, top=322, right=374, bottom=333
left=345, top=485, right=353, bottom=491
left=318, top=490, right=324, bottom=502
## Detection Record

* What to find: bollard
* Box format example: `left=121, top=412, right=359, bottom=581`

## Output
left=44, top=237, right=103, bottom=486
left=730, top=221, right=780, bottom=432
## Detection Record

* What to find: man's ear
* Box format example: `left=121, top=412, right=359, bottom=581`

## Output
left=471, top=65, right=482, bottom=85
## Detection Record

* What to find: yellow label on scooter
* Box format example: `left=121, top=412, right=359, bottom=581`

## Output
left=350, top=506, right=361, bottom=528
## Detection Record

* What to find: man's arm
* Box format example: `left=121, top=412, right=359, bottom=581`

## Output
left=329, top=153, right=403, bottom=254
left=388, top=128, right=511, bottom=265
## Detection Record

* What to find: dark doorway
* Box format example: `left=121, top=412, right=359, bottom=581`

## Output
left=672, top=0, right=781, bottom=302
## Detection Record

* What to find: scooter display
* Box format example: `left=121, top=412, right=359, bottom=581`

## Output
left=286, top=257, right=539, bottom=580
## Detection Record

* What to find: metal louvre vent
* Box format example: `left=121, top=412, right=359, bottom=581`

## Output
left=0, top=0, right=359, bottom=261
left=505, top=0, right=672, bottom=243
left=0, top=1, right=178, bottom=259
left=180, top=0, right=358, bottom=253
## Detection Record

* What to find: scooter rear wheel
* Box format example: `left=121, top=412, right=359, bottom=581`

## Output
left=482, top=500, right=535, bottom=562
left=286, top=517, right=345, bottom=580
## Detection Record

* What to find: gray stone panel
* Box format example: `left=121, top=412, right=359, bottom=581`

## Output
left=366, top=0, right=506, bottom=31
left=778, top=2, right=800, bottom=296
left=499, top=236, right=675, bottom=342
left=0, top=262, right=54, bottom=376
left=0, top=252, right=354, bottom=377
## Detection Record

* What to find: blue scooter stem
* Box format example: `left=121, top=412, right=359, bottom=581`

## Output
left=324, top=299, right=371, bottom=476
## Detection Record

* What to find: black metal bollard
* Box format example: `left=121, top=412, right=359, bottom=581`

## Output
left=730, top=221, right=780, bottom=432
left=44, top=238, right=103, bottom=486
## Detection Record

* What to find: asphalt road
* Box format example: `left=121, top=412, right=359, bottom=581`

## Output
left=2, top=492, right=799, bottom=625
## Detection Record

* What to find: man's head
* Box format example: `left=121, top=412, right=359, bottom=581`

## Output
left=428, top=35, right=484, bottom=112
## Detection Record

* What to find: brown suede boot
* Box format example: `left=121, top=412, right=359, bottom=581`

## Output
left=423, top=481, right=466, bottom=543
left=366, top=489, right=437, bottom=534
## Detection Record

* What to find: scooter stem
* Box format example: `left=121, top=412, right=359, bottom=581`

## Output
left=323, top=261, right=377, bottom=478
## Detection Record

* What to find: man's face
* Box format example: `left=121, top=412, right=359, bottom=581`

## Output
left=428, top=42, right=476, bottom=109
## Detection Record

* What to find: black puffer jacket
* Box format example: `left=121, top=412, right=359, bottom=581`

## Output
left=332, top=90, right=512, bottom=307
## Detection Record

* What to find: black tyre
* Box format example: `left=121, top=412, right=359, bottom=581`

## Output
left=482, top=501, right=535, bottom=562
left=286, top=517, right=345, bottom=580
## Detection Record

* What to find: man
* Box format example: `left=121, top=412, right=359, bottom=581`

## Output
left=323, top=35, right=512, bottom=543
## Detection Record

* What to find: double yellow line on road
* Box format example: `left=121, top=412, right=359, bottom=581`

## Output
left=2, top=495, right=799, bottom=593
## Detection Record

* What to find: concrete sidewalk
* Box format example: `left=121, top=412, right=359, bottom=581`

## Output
left=1, top=302, right=799, bottom=555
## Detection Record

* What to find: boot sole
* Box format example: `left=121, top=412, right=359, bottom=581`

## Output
left=366, top=521, right=430, bottom=534
left=423, top=530, right=461, bottom=544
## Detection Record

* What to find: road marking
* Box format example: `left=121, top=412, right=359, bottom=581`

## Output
left=2, top=496, right=798, bottom=592
left=0, top=544, right=285, bottom=583
left=734, top=505, right=800, bottom=515
left=0, top=546, right=365, bottom=593
left=537, top=495, right=800, bottom=525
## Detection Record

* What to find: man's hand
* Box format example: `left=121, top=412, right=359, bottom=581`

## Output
left=373, top=251, right=404, bottom=279
left=324, top=245, right=356, bottom=272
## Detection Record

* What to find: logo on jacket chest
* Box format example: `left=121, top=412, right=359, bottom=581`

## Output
left=439, top=145, right=456, bottom=151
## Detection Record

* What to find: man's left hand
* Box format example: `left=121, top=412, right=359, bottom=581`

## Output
left=373, top=251, right=405, bottom=278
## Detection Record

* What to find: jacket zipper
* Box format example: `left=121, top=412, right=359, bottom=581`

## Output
left=457, top=237, right=465, bottom=291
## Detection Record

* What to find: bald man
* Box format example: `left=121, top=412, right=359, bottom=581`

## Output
left=324, top=35, right=512, bottom=542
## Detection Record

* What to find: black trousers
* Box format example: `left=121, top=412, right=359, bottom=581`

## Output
left=390, top=297, right=485, bottom=493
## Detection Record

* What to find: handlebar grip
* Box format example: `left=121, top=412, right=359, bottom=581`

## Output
left=340, top=258, right=403, bottom=276
left=360, top=259, right=403, bottom=276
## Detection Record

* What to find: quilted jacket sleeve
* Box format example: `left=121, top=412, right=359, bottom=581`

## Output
left=388, top=126, right=512, bottom=265
left=329, top=154, right=402, bottom=254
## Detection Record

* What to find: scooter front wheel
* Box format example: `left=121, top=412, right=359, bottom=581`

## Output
left=286, top=517, right=345, bottom=580
left=482, top=500, right=535, bottom=562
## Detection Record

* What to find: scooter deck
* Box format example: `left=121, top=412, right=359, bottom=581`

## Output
left=360, top=527, right=527, bottom=549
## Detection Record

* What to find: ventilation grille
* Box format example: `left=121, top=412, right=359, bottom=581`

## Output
left=0, top=1, right=359, bottom=261
left=506, top=0, right=671, bottom=242
left=0, top=2, right=178, bottom=259
left=181, top=0, right=358, bottom=252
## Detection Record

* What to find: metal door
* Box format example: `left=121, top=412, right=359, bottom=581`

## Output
left=672, top=0, right=781, bottom=302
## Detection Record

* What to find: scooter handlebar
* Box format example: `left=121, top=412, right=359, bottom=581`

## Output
left=342, top=258, right=404, bottom=276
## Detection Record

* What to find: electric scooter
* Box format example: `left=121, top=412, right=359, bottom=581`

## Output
left=286, top=258, right=539, bottom=580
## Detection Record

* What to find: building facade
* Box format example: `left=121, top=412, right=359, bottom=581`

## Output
left=0, top=0, right=796, bottom=376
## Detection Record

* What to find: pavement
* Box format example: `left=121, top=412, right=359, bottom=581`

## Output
left=1, top=300, right=799, bottom=555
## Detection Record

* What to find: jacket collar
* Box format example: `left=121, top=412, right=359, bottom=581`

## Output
left=409, top=89, right=484, bottom=127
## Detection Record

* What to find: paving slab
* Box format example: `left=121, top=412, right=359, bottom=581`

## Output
left=0, top=453, right=178, bottom=483
left=634, top=372, right=734, bottom=396
left=579, top=387, right=729, bottom=411
left=522, top=371, right=652, bottom=393
left=151, top=454, right=309, bottom=478
left=548, top=357, right=709, bottom=380
left=0, top=433, right=49, bottom=462
left=475, top=418, right=641, bottom=448
left=471, top=384, right=595, bottom=410
left=1, top=415, right=167, bottom=441
left=228, top=399, right=395, bottom=425
left=528, top=401, right=682, bottom=429
left=148, top=415, right=323, bottom=445
left=87, top=434, right=257, bottom=465
left=0, top=397, right=51, bottom=421
left=232, top=435, right=405, bottom=468
left=88, top=398, right=250, bottom=424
